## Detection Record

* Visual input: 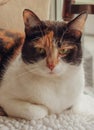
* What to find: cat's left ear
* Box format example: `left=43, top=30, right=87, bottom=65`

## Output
left=67, top=11, right=88, bottom=32
left=23, top=9, right=41, bottom=29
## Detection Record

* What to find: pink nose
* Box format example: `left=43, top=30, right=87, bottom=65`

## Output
left=47, top=63, right=55, bottom=71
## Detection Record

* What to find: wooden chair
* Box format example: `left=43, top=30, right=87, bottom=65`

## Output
left=62, top=0, right=94, bottom=21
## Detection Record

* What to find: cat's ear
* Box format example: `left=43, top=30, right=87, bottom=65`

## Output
left=23, top=9, right=41, bottom=29
left=67, top=11, right=88, bottom=32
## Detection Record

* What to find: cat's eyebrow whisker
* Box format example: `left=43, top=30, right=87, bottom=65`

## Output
left=60, top=28, right=68, bottom=43
left=38, top=24, right=46, bottom=45
left=54, top=39, right=58, bottom=46
left=38, top=25, right=45, bottom=37
left=31, top=37, right=42, bottom=42
left=60, top=33, right=64, bottom=43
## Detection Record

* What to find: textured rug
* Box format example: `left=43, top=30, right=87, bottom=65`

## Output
left=0, top=112, right=94, bottom=130
left=0, top=93, right=94, bottom=130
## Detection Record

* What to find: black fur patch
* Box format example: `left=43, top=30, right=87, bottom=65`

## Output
left=62, top=29, right=82, bottom=64
left=0, top=20, right=83, bottom=80
left=22, top=21, right=82, bottom=65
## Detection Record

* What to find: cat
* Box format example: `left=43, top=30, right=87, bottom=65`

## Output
left=0, top=9, right=94, bottom=120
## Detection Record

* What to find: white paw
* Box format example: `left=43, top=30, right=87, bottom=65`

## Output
left=21, top=104, right=48, bottom=120
left=3, top=101, right=48, bottom=120
left=73, top=94, right=94, bottom=115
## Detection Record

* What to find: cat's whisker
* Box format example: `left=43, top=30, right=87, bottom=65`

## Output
left=17, top=69, right=37, bottom=78
left=3, top=69, right=37, bottom=87
left=24, top=63, right=39, bottom=69
left=30, top=37, right=42, bottom=42
left=22, top=65, right=34, bottom=71
left=24, top=65, right=39, bottom=70
left=38, top=24, right=46, bottom=46
left=16, top=71, right=29, bottom=78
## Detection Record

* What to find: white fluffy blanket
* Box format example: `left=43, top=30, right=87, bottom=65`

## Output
left=0, top=112, right=94, bottom=130
left=0, top=93, right=94, bottom=130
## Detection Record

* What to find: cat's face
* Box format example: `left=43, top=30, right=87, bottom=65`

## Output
left=22, top=9, right=87, bottom=77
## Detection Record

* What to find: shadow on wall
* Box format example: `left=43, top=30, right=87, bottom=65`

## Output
left=0, top=0, right=9, bottom=5
left=0, top=0, right=50, bottom=31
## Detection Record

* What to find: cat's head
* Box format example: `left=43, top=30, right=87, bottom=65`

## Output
left=22, top=9, right=87, bottom=77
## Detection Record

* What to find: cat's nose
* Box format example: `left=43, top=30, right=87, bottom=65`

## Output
left=47, top=63, right=55, bottom=71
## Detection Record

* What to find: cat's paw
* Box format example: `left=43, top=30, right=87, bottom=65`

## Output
left=2, top=100, right=48, bottom=120
left=72, top=94, right=94, bottom=115
left=26, top=104, right=48, bottom=120
left=13, top=103, right=49, bottom=120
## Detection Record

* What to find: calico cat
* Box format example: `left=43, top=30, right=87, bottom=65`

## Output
left=0, top=9, right=93, bottom=120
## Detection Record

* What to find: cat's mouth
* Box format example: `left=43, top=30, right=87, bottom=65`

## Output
left=47, top=63, right=64, bottom=76
left=49, top=71, right=55, bottom=74
left=48, top=70, right=62, bottom=76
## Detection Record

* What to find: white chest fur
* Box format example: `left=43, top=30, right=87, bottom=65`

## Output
left=0, top=56, right=85, bottom=114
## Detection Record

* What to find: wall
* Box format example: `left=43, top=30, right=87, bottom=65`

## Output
left=0, top=0, right=50, bottom=31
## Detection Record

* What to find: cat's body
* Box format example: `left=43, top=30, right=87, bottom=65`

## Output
left=0, top=54, right=84, bottom=115
left=0, top=9, right=94, bottom=120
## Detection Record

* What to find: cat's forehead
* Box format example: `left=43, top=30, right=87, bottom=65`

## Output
left=43, top=21, right=67, bottom=36
left=30, top=20, right=81, bottom=44
left=44, top=21, right=66, bottom=29
left=26, top=21, right=67, bottom=45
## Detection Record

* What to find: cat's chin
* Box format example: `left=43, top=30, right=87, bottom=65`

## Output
left=40, top=72, right=63, bottom=77
left=48, top=69, right=64, bottom=76
left=31, top=69, right=64, bottom=77
left=48, top=71, right=63, bottom=77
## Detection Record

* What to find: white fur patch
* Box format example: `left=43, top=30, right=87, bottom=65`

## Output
left=0, top=55, right=85, bottom=120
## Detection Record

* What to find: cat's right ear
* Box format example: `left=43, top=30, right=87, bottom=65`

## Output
left=23, top=9, right=41, bottom=29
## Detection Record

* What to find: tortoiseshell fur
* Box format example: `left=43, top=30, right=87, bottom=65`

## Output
left=22, top=21, right=82, bottom=65
left=1, top=9, right=94, bottom=121
left=0, top=19, right=83, bottom=81
left=0, top=29, right=24, bottom=80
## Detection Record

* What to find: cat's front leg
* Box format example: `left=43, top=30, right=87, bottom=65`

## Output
left=2, top=99, right=48, bottom=120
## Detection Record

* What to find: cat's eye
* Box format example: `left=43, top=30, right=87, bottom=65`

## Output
left=36, top=48, right=45, bottom=54
left=59, top=49, right=69, bottom=55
